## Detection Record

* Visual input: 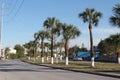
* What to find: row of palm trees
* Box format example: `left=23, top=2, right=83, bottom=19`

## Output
left=24, top=4, right=120, bottom=67
left=30, top=7, right=102, bottom=67
left=33, top=17, right=81, bottom=65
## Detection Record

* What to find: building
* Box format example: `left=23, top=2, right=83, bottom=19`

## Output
left=1, top=48, right=16, bottom=59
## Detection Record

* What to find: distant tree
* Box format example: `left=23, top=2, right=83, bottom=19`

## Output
left=79, top=8, right=102, bottom=67
left=69, top=45, right=88, bottom=59
left=110, top=34, right=120, bottom=64
left=98, top=34, right=120, bottom=57
left=98, top=40, right=108, bottom=55
left=44, top=42, right=51, bottom=60
left=14, top=44, right=25, bottom=58
left=23, top=41, right=36, bottom=60
left=57, top=41, right=64, bottom=60
left=33, top=32, right=39, bottom=60
left=4, top=47, right=10, bottom=59
left=79, top=47, right=88, bottom=52
left=110, top=4, right=120, bottom=64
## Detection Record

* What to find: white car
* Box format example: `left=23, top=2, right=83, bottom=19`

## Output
left=73, top=57, right=82, bottom=61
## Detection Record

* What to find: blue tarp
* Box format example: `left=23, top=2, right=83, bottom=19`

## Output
left=77, top=52, right=99, bottom=58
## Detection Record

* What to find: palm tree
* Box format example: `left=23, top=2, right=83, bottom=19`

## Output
left=35, top=30, right=50, bottom=63
left=110, top=4, right=120, bottom=64
left=110, top=4, right=120, bottom=27
left=33, top=33, right=39, bottom=61
left=44, top=42, right=51, bottom=61
left=23, top=41, right=37, bottom=60
left=79, top=8, right=102, bottom=67
left=62, top=24, right=80, bottom=65
left=57, top=41, right=64, bottom=60
left=44, top=17, right=61, bottom=64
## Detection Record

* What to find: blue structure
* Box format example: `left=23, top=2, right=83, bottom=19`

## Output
left=77, top=52, right=99, bottom=59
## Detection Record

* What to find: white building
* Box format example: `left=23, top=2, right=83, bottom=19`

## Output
left=9, top=48, right=16, bottom=54
left=1, top=47, right=16, bottom=59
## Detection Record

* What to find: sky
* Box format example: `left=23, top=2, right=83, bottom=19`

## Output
left=0, top=0, right=120, bottom=49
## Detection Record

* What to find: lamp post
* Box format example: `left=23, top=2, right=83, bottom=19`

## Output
left=0, top=2, right=4, bottom=59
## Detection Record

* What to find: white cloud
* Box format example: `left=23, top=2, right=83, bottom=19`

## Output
left=82, top=27, right=120, bottom=35
left=69, top=27, right=120, bottom=49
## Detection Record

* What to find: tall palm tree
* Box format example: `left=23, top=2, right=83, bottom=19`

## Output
left=79, top=8, right=102, bottom=67
left=35, top=30, right=50, bottom=63
left=110, top=4, right=120, bottom=64
left=44, top=17, right=61, bottom=64
left=62, top=24, right=80, bottom=65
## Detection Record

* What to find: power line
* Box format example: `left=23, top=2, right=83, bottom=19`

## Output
left=0, top=2, right=4, bottom=58
left=8, top=0, right=18, bottom=16
left=7, top=0, right=24, bottom=22
left=14, top=0, right=24, bottom=16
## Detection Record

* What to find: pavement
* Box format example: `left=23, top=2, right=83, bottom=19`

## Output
left=0, top=59, right=119, bottom=80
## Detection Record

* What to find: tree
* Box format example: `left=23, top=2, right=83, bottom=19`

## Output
left=33, top=32, right=39, bottom=61
left=35, top=30, right=50, bottom=63
left=110, top=4, right=120, bottom=27
left=98, top=34, right=120, bottom=62
left=44, top=42, right=51, bottom=60
left=110, top=4, right=120, bottom=64
left=109, top=34, right=120, bottom=63
left=23, top=41, right=36, bottom=60
left=69, top=45, right=80, bottom=59
left=4, top=47, right=10, bottom=59
left=62, top=24, right=80, bottom=65
left=79, top=8, right=102, bottom=67
left=14, top=44, right=25, bottom=58
left=57, top=40, right=64, bottom=60
left=44, top=17, right=61, bottom=64
left=98, top=40, right=108, bottom=55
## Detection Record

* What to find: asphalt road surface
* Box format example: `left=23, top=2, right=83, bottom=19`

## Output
left=0, top=60, right=119, bottom=80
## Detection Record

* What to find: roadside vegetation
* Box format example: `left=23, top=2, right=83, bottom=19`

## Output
left=22, top=58, right=120, bottom=74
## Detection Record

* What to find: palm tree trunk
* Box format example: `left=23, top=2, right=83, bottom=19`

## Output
left=46, top=48, right=49, bottom=61
left=65, top=39, right=69, bottom=65
left=117, top=49, right=120, bottom=64
left=116, top=39, right=120, bottom=64
left=60, top=49, right=62, bottom=60
left=41, top=40, right=44, bottom=63
left=89, top=22, right=95, bottom=68
left=34, top=48, right=36, bottom=61
left=51, top=33, right=54, bottom=64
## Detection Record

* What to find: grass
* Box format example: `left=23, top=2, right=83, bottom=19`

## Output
left=22, top=58, right=120, bottom=74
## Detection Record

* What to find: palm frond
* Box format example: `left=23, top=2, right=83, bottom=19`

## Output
left=110, top=4, right=120, bottom=27
left=79, top=8, right=102, bottom=26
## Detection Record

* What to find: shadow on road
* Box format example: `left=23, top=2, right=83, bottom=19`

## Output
left=0, top=69, right=36, bottom=72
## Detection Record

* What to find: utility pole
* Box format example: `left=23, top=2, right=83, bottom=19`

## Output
left=0, top=2, right=4, bottom=59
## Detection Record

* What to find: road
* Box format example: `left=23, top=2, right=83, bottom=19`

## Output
left=0, top=60, right=119, bottom=80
